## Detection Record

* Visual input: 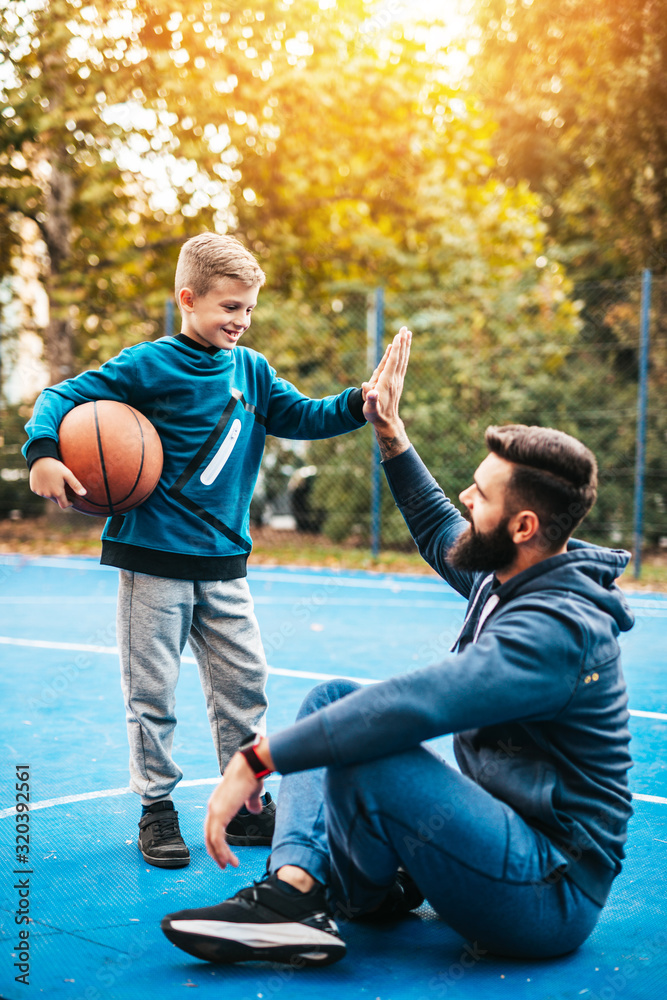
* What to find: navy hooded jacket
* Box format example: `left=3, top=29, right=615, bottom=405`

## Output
left=270, top=446, right=635, bottom=907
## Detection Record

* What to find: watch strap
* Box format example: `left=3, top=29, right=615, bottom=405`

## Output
left=239, top=736, right=272, bottom=779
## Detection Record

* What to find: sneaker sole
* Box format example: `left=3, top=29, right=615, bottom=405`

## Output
left=224, top=833, right=272, bottom=847
left=161, top=917, right=346, bottom=967
left=138, top=843, right=190, bottom=869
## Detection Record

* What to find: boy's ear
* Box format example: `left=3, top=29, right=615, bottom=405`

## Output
left=179, top=287, right=195, bottom=311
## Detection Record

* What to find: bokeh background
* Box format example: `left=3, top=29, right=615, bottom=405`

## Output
left=1, top=0, right=665, bottom=570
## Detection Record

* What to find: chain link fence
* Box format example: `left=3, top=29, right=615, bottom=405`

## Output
left=246, top=275, right=667, bottom=557
left=1, top=275, right=665, bottom=561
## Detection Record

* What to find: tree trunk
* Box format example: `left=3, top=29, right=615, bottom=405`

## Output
left=42, top=159, right=75, bottom=384
left=43, top=313, right=74, bottom=387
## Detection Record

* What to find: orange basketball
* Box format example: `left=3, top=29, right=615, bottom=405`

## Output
left=58, top=400, right=163, bottom=516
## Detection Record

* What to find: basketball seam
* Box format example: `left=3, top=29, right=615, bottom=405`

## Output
left=122, top=404, right=146, bottom=502
left=94, top=401, right=115, bottom=516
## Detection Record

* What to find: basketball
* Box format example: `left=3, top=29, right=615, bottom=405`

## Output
left=58, top=400, right=163, bottom=516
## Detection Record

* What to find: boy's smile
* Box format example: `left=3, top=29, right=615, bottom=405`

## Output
left=179, top=277, right=260, bottom=352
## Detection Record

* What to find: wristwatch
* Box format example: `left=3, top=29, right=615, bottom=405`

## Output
left=238, top=733, right=273, bottom=779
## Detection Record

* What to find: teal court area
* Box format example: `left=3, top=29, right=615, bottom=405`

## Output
left=1, top=555, right=666, bottom=1000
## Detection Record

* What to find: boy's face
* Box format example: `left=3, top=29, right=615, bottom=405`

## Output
left=179, top=278, right=260, bottom=351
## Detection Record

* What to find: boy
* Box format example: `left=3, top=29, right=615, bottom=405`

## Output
left=24, top=232, right=372, bottom=869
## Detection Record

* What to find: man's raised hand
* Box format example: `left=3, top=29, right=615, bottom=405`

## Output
left=363, top=327, right=412, bottom=460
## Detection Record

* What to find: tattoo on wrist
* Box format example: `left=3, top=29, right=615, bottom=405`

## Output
left=375, top=427, right=409, bottom=461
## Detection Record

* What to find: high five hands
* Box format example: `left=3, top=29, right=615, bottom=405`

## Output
left=362, top=326, right=412, bottom=460
left=203, top=327, right=412, bottom=873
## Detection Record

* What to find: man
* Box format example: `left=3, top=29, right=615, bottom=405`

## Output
left=161, top=328, right=634, bottom=967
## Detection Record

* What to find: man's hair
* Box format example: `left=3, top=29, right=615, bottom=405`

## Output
left=174, top=232, right=266, bottom=304
left=485, top=424, right=598, bottom=551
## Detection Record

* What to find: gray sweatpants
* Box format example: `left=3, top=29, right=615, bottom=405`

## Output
left=117, top=571, right=268, bottom=804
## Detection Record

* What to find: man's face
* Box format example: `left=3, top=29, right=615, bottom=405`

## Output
left=448, top=453, right=518, bottom=573
left=180, top=278, right=259, bottom=351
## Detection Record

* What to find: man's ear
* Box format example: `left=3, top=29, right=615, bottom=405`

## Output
left=509, top=509, right=540, bottom=546
left=179, top=287, right=195, bottom=312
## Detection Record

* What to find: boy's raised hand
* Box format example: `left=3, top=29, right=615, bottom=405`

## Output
left=362, top=326, right=412, bottom=432
left=29, top=457, right=87, bottom=510
left=361, top=343, right=392, bottom=402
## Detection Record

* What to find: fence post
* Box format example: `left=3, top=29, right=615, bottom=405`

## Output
left=165, top=297, right=174, bottom=338
left=633, top=269, right=652, bottom=579
left=367, top=287, right=384, bottom=557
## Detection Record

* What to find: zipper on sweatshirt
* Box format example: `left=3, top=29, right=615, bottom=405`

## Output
left=449, top=573, right=495, bottom=652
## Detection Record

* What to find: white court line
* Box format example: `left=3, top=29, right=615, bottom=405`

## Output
left=1, top=635, right=664, bottom=718
left=0, top=596, right=118, bottom=604
left=0, top=585, right=667, bottom=618
left=2, top=636, right=666, bottom=818
left=0, top=636, right=377, bottom=686
left=249, top=570, right=460, bottom=594
left=0, top=775, right=280, bottom=820
left=1, top=778, right=665, bottom=822
left=0, top=556, right=452, bottom=593
left=0, top=596, right=463, bottom=609
left=4, top=555, right=667, bottom=603
left=4, top=556, right=667, bottom=608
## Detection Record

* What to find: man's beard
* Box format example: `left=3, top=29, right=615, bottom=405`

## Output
left=447, top=515, right=517, bottom=573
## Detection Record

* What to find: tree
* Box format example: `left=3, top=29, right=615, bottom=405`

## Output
left=471, top=0, right=667, bottom=548
left=6, top=1, right=621, bottom=544
left=215, top=10, right=583, bottom=544
left=472, top=0, right=667, bottom=278
left=0, top=0, right=333, bottom=382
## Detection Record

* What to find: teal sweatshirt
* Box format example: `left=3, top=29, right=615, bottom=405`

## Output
left=23, top=334, right=365, bottom=579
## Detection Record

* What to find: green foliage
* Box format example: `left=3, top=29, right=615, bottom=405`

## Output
left=0, top=0, right=337, bottom=377
left=472, top=0, right=667, bottom=277
left=1, top=0, right=575, bottom=381
left=4, top=0, right=658, bottom=548
left=472, top=0, right=667, bottom=546
left=0, top=404, right=44, bottom=517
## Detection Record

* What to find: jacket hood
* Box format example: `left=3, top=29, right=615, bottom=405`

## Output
left=495, top=539, right=635, bottom=633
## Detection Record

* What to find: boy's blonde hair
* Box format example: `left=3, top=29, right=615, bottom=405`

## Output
left=174, top=232, right=266, bottom=305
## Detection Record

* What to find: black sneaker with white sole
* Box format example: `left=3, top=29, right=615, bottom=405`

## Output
left=225, top=791, right=276, bottom=846
left=161, top=873, right=346, bottom=967
left=138, top=801, right=190, bottom=869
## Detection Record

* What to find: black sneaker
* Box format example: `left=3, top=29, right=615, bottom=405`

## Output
left=138, top=801, right=190, bottom=869
left=161, top=873, right=346, bottom=967
left=356, top=867, right=425, bottom=922
left=225, top=791, right=276, bottom=846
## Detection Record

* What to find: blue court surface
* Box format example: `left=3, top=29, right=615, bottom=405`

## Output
left=1, top=554, right=666, bottom=1000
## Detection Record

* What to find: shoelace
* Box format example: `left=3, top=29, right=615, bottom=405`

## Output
left=233, top=883, right=262, bottom=904
left=150, top=812, right=180, bottom=840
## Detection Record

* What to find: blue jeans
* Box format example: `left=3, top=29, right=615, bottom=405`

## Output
left=269, top=680, right=602, bottom=959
